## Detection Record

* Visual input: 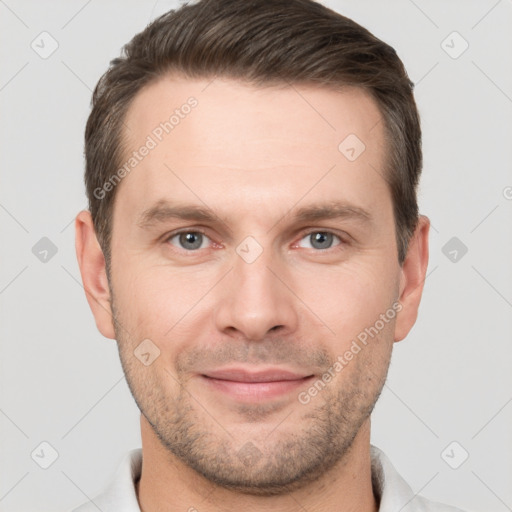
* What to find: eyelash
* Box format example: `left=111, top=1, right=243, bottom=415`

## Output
left=164, top=228, right=347, bottom=254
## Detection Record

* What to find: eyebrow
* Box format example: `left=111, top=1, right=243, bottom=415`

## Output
left=137, top=199, right=372, bottom=231
left=293, top=202, right=371, bottom=224
left=138, top=201, right=219, bottom=228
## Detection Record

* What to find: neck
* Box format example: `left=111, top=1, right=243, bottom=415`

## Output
left=136, top=415, right=378, bottom=512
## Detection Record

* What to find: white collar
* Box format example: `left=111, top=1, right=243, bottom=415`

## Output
left=72, top=445, right=464, bottom=511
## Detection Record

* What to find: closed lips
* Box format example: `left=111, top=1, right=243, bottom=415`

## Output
left=201, top=369, right=314, bottom=382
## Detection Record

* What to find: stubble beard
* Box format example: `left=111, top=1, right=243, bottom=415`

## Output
left=110, top=294, right=391, bottom=496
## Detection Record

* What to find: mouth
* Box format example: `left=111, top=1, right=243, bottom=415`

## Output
left=199, top=367, right=316, bottom=401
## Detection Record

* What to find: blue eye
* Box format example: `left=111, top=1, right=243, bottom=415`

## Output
left=298, top=231, right=341, bottom=250
left=168, top=231, right=210, bottom=251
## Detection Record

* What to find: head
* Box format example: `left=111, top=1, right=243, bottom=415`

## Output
left=76, top=0, right=429, bottom=496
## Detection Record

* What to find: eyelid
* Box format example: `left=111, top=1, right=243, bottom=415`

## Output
left=164, top=227, right=210, bottom=239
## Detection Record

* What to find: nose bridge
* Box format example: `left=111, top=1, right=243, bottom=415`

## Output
left=235, top=243, right=279, bottom=297
left=214, top=238, right=298, bottom=340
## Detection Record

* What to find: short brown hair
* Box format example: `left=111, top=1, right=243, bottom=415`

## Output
left=85, top=0, right=421, bottom=266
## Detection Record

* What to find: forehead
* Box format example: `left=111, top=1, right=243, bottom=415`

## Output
left=123, top=75, right=384, bottom=157
left=116, top=75, right=388, bottom=226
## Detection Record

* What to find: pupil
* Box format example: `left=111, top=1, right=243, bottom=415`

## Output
left=180, top=232, right=202, bottom=249
left=312, top=232, right=332, bottom=249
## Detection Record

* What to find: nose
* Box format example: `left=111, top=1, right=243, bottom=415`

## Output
left=213, top=243, right=299, bottom=341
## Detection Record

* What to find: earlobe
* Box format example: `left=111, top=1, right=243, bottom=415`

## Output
left=75, top=210, right=116, bottom=339
left=394, top=215, right=430, bottom=342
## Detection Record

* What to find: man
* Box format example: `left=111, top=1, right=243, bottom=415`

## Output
left=73, top=0, right=464, bottom=510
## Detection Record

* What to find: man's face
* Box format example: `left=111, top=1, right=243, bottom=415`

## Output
left=107, top=77, right=403, bottom=493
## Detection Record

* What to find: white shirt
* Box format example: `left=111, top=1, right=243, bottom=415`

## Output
left=72, top=445, right=465, bottom=512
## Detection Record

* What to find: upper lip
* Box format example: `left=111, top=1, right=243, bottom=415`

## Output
left=201, top=367, right=313, bottom=383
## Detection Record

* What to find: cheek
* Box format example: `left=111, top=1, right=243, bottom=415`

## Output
left=294, top=261, right=399, bottom=341
left=111, top=263, right=211, bottom=342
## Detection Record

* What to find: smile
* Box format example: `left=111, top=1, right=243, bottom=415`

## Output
left=200, top=368, right=315, bottom=401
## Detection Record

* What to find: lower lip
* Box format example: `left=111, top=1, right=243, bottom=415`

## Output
left=201, top=375, right=314, bottom=401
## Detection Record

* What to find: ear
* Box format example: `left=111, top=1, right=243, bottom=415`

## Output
left=75, top=210, right=116, bottom=339
left=394, top=215, right=430, bottom=342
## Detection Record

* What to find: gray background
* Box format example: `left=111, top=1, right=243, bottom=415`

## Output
left=1, top=0, right=511, bottom=511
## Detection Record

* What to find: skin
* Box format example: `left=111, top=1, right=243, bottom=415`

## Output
left=76, top=76, right=429, bottom=512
